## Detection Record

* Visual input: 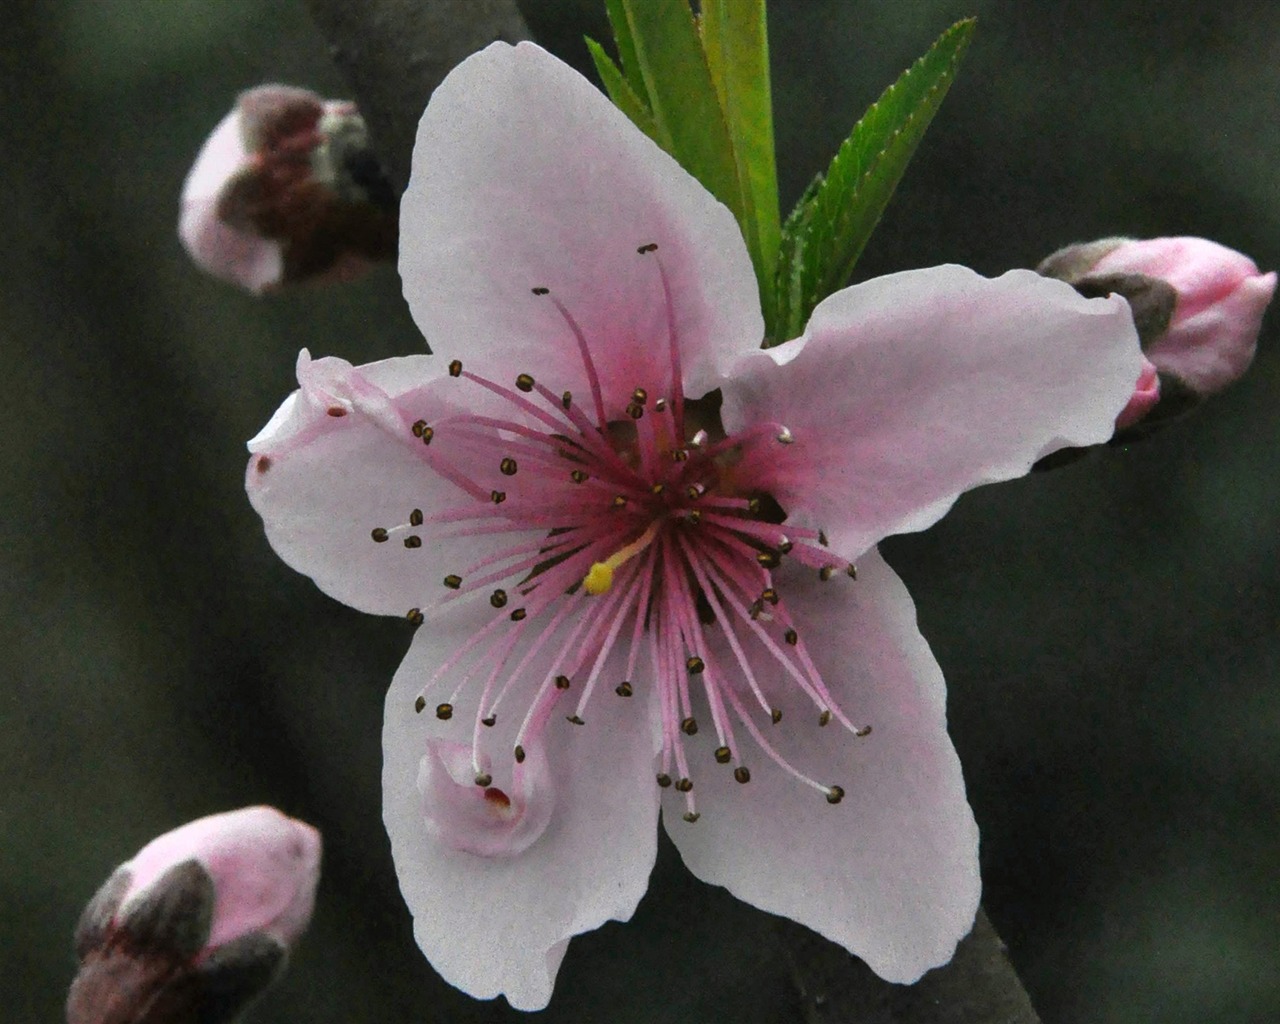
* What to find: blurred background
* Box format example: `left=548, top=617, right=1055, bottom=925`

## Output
left=3, top=0, right=1277, bottom=1021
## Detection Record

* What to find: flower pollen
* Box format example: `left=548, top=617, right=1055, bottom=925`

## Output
left=388, top=244, right=867, bottom=823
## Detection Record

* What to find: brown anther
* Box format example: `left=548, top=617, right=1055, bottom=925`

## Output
left=531, top=286, right=549, bottom=296
left=436, top=703, right=453, bottom=721
left=690, top=430, right=708, bottom=448
left=612, top=496, right=628, bottom=508
left=770, top=708, right=783, bottom=724
left=562, top=390, right=572, bottom=409
left=680, top=717, right=698, bottom=736
left=631, top=387, right=648, bottom=405
left=371, top=528, right=389, bottom=543
left=515, top=373, right=535, bottom=393
left=748, top=600, right=763, bottom=620
left=682, top=811, right=701, bottom=823
left=762, top=588, right=780, bottom=605
left=778, top=537, right=793, bottom=554
left=686, top=656, right=705, bottom=675
left=733, top=766, right=751, bottom=784
left=448, top=359, right=463, bottom=377
left=819, top=565, right=836, bottom=581
left=675, top=777, right=693, bottom=792
left=570, top=469, right=588, bottom=484
left=421, top=426, right=435, bottom=445
left=671, top=448, right=689, bottom=462
left=514, top=745, right=526, bottom=763
left=818, top=710, right=833, bottom=727
left=481, top=715, right=496, bottom=727
left=756, top=550, right=781, bottom=568
left=566, top=714, right=585, bottom=725
left=615, top=681, right=634, bottom=697
left=405, top=608, right=424, bottom=626
left=327, top=406, right=347, bottom=418
left=474, top=773, right=493, bottom=787
left=411, top=420, right=427, bottom=437
left=554, top=675, right=571, bottom=690
left=443, top=574, right=462, bottom=589
left=775, top=426, right=794, bottom=445
left=625, top=402, right=643, bottom=419
left=403, top=536, right=422, bottom=549
left=409, top=508, right=424, bottom=526
left=509, top=607, right=527, bottom=621
left=490, top=490, right=506, bottom=504
left=654, top=397, right=668, bottom=412
left=855, top=725, right=873, bottom=737
left=747, top=497, right=762, bottom=514
left=489, top=589, right=508, bottom=608
left=651, top=483, right=665, bottom=495
left=637, top=242, right=658, bottom=253
left=656, top=773, right=672, bottom=788
left=687, top=510, right=702, bottom=525
left=784, top=628, right=799, bottom=646
left=414, top=696, right=426, bottom=714
left=500, top=457, right=518, bottom=476
left=818, top=529, right=829, bottom=547
left=826, top=785, right=845, bottom=805
left=686, top=484, right=704, bottom=500
left=714, top=746, right=731, bottom=764
left=846, top=563, right=858, bottom=579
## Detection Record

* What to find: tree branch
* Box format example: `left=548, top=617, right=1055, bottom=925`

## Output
left=303, top=0, right=531, bottom=192
left=302, top=3, right=1043, bottom=1021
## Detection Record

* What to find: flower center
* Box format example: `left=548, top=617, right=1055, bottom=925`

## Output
left=377, top=244, right=870, bottom=834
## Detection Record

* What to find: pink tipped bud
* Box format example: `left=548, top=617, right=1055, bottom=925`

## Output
left=68, top=806, right=321, bottom=1024
left=1040, top=237, right=1275, bottom=428
left=180, top=85, right=397, bottom=293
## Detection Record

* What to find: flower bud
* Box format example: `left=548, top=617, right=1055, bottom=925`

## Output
left=67, top=806, right=321, bottom=1024
left=180, top=85, right=398, bottom=293
left=1039, top=236, right=1275, bottom=430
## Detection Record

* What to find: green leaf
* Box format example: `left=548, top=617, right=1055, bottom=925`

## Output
left=586, top=37, right=661, bottom=144
left=619, top=0, right=746, bottom=241
left=773, top=173, right=824, bottom=345
left=700, top=0, right=781, bottom=328
left=604, top=0, right=647, bottom=102
left=786, top=18, right=976, bottom=338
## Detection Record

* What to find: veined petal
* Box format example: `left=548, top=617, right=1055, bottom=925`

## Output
left=383, top=606, right=661, bottom=1011
left=246, top=351, right=526, bottom=618
left=400, top=42, right=763, bottom=412
left=719, top=266, right=1142, bottom=558
left=664, top=549, right=979, bottom=983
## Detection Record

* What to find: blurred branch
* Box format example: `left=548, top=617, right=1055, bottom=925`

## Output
left=779, top=910, right=1041, bottom=1024
left=304, top=0, right=530, bottom=192
left=303, top=4, right=1042, bottom=1022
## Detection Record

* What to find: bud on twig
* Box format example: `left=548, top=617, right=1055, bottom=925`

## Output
left=1039, top=236, right=1275, bottom=437
left=67, top=807, right=321, bottom=1024
left=180, top=85, right=398, bottom=293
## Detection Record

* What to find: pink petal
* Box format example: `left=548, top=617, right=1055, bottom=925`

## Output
left=246, top=351, right=519, bottom=618
left=664, top=550, right=979, bottom=982
left=382, top=602, right=661, bottom=1011
left=399, top=42, right=762, bottom=413
left=179, top=109, right=283, bottom=293
left=720, top=266, right=1141, bottom=558
left=122, top=806, right=321, bottom=951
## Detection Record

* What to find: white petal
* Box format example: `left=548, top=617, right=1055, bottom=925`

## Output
left=664, top=550, right=980, bottom=983
left=720, top=266, right=1142, bottom=558
left=400, top=42, right=762, bottom=412
left=383, top=603, right=661, bottom=1010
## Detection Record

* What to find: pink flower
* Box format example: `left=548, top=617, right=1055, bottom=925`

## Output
left=69, top=806, right=321, bottom=1024
left=179, top=85, right=397, bottom=293
left=245, top=43, right=1141, bottom=1010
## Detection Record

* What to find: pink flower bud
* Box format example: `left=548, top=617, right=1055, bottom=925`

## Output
left=1114, top=355, right=1161, bottom=430
left=68, top=807, right=321, bottom=1024
left=179, top=85, right=398, bottom=293
left=1041, top=236, right=1275, bottom=399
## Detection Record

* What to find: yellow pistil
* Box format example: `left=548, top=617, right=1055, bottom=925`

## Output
left=583, top=521, right=660, bottom=595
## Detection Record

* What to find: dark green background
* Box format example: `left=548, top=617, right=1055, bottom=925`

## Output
left=3, top=1, right=1276, bottom=1021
